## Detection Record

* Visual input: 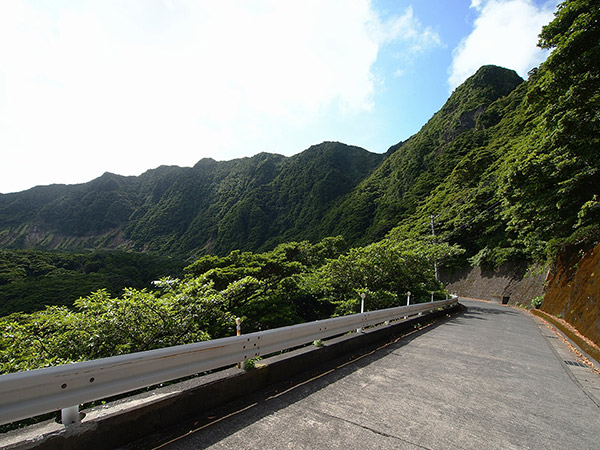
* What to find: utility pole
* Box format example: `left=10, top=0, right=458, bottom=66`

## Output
left=430, top=214, right=439, bottom=281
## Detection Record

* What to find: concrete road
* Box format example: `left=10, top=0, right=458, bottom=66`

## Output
left=137, top=299, right=600, bottom=449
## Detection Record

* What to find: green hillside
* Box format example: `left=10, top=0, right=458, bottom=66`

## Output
left=0, top=249, right=185, bottom=315
left=0, top=143, right=382, bottom=257
left=0, top=0, right=597, bottom=306
left=392, top=0, right=599, bottom=266
left=322, top=65, right=524, bottom=245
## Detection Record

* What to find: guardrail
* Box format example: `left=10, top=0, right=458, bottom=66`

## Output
left=0, top=299, right=456, bottom=426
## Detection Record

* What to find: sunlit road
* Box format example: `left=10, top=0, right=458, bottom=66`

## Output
left=131, top=299, right=600, bottom=449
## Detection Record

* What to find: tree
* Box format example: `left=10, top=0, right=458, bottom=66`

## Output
left=310, top=237, right=463, bottom=315
left=501, top=0, right=600, bottom=256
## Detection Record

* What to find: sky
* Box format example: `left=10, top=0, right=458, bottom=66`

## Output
left=0, top=0, right=559, bottom=194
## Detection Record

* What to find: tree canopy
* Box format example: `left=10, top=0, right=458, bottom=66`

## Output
left=0, top=235, right=461, bottom=374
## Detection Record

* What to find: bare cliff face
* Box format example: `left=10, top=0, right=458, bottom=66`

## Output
left=542, top=243, right=600, bottom=346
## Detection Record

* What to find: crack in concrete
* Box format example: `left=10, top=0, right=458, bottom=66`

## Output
left=309, top=408, right=433, bottom=450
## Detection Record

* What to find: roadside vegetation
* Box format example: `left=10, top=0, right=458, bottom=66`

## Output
left=0, top=236, right=461, bottom=374
left=0, top=249, right=185, bottom=316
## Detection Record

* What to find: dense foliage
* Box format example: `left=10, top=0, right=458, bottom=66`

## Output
left=500, top=0, right=599, bottom=259
left=0, top=250, right=185, bottom=316
left=0, top=236, right=461, bottom=373
left=391, top=0, right=599, bottom=267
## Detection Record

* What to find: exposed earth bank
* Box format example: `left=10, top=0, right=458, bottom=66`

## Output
left=542, top=243, right=600, bottom=346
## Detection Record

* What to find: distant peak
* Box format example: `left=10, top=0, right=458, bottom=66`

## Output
left=441, top=65, right=524, bottom=117
left=464, top=65, right=523, bottom=91
left=305, top=141, right=370, bottom=154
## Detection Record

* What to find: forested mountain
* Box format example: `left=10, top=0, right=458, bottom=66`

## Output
left=0, top=67, right=526, bottom=259
left=393, top=0, right=599, bottom=266
left=0, top=143, right=382, bottom=256
left=1, top=0, right=598, bottom=268
left=322, top=65, right=524, bottom=245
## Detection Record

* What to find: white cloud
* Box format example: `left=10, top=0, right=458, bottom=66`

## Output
left=0, top=0, right=441, bottom=193
left=448, top=0, right=558, bottom=90
left=372, top=5, right=440, bottom=47
left=470, top=0, right=484, bottom=10
left=371, top=5, right=441, bottom=76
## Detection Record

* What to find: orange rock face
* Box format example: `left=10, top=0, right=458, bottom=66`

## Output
left=543, top=243, right=600, bottom=346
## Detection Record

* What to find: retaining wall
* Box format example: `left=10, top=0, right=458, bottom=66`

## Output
left=440, top=261, right=546, bottom=306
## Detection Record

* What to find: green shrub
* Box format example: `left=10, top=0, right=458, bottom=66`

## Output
left=530, top=295, right=544, bottom=309
left=242, top=356, right=262, bottom=371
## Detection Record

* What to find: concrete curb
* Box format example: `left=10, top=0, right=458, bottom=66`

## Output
left=1, top=303, right=461, bottom=450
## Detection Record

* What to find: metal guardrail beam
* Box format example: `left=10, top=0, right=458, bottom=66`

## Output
left=0, top=299, right=456, bottom=426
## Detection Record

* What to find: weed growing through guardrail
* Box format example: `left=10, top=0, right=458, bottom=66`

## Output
left=242, top=357, right=262, bottom=371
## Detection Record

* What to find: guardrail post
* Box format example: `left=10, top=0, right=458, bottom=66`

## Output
left=236, top=318, right=242, bottom=369
left=357, top=292, right=366, bottom=333
left=61, top=405, right=80, bottom=425
left=404, top=291, right=411, bottom=319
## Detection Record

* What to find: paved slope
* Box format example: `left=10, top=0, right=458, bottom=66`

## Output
left=143, top=299, right=600, bottom=449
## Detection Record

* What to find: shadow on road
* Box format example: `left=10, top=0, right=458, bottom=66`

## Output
left=450, top=301, right=522, bottom=323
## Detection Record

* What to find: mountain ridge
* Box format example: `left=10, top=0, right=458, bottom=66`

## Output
left=1, top=58, right=593, bottom=263
left=0, top=140, right=384, bottom=256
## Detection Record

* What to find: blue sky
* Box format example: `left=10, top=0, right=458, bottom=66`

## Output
left=0, top=0, right=558, bottom=193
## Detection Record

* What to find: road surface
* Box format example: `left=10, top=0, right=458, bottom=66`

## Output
left=128, top=299, right=600, bottom=449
